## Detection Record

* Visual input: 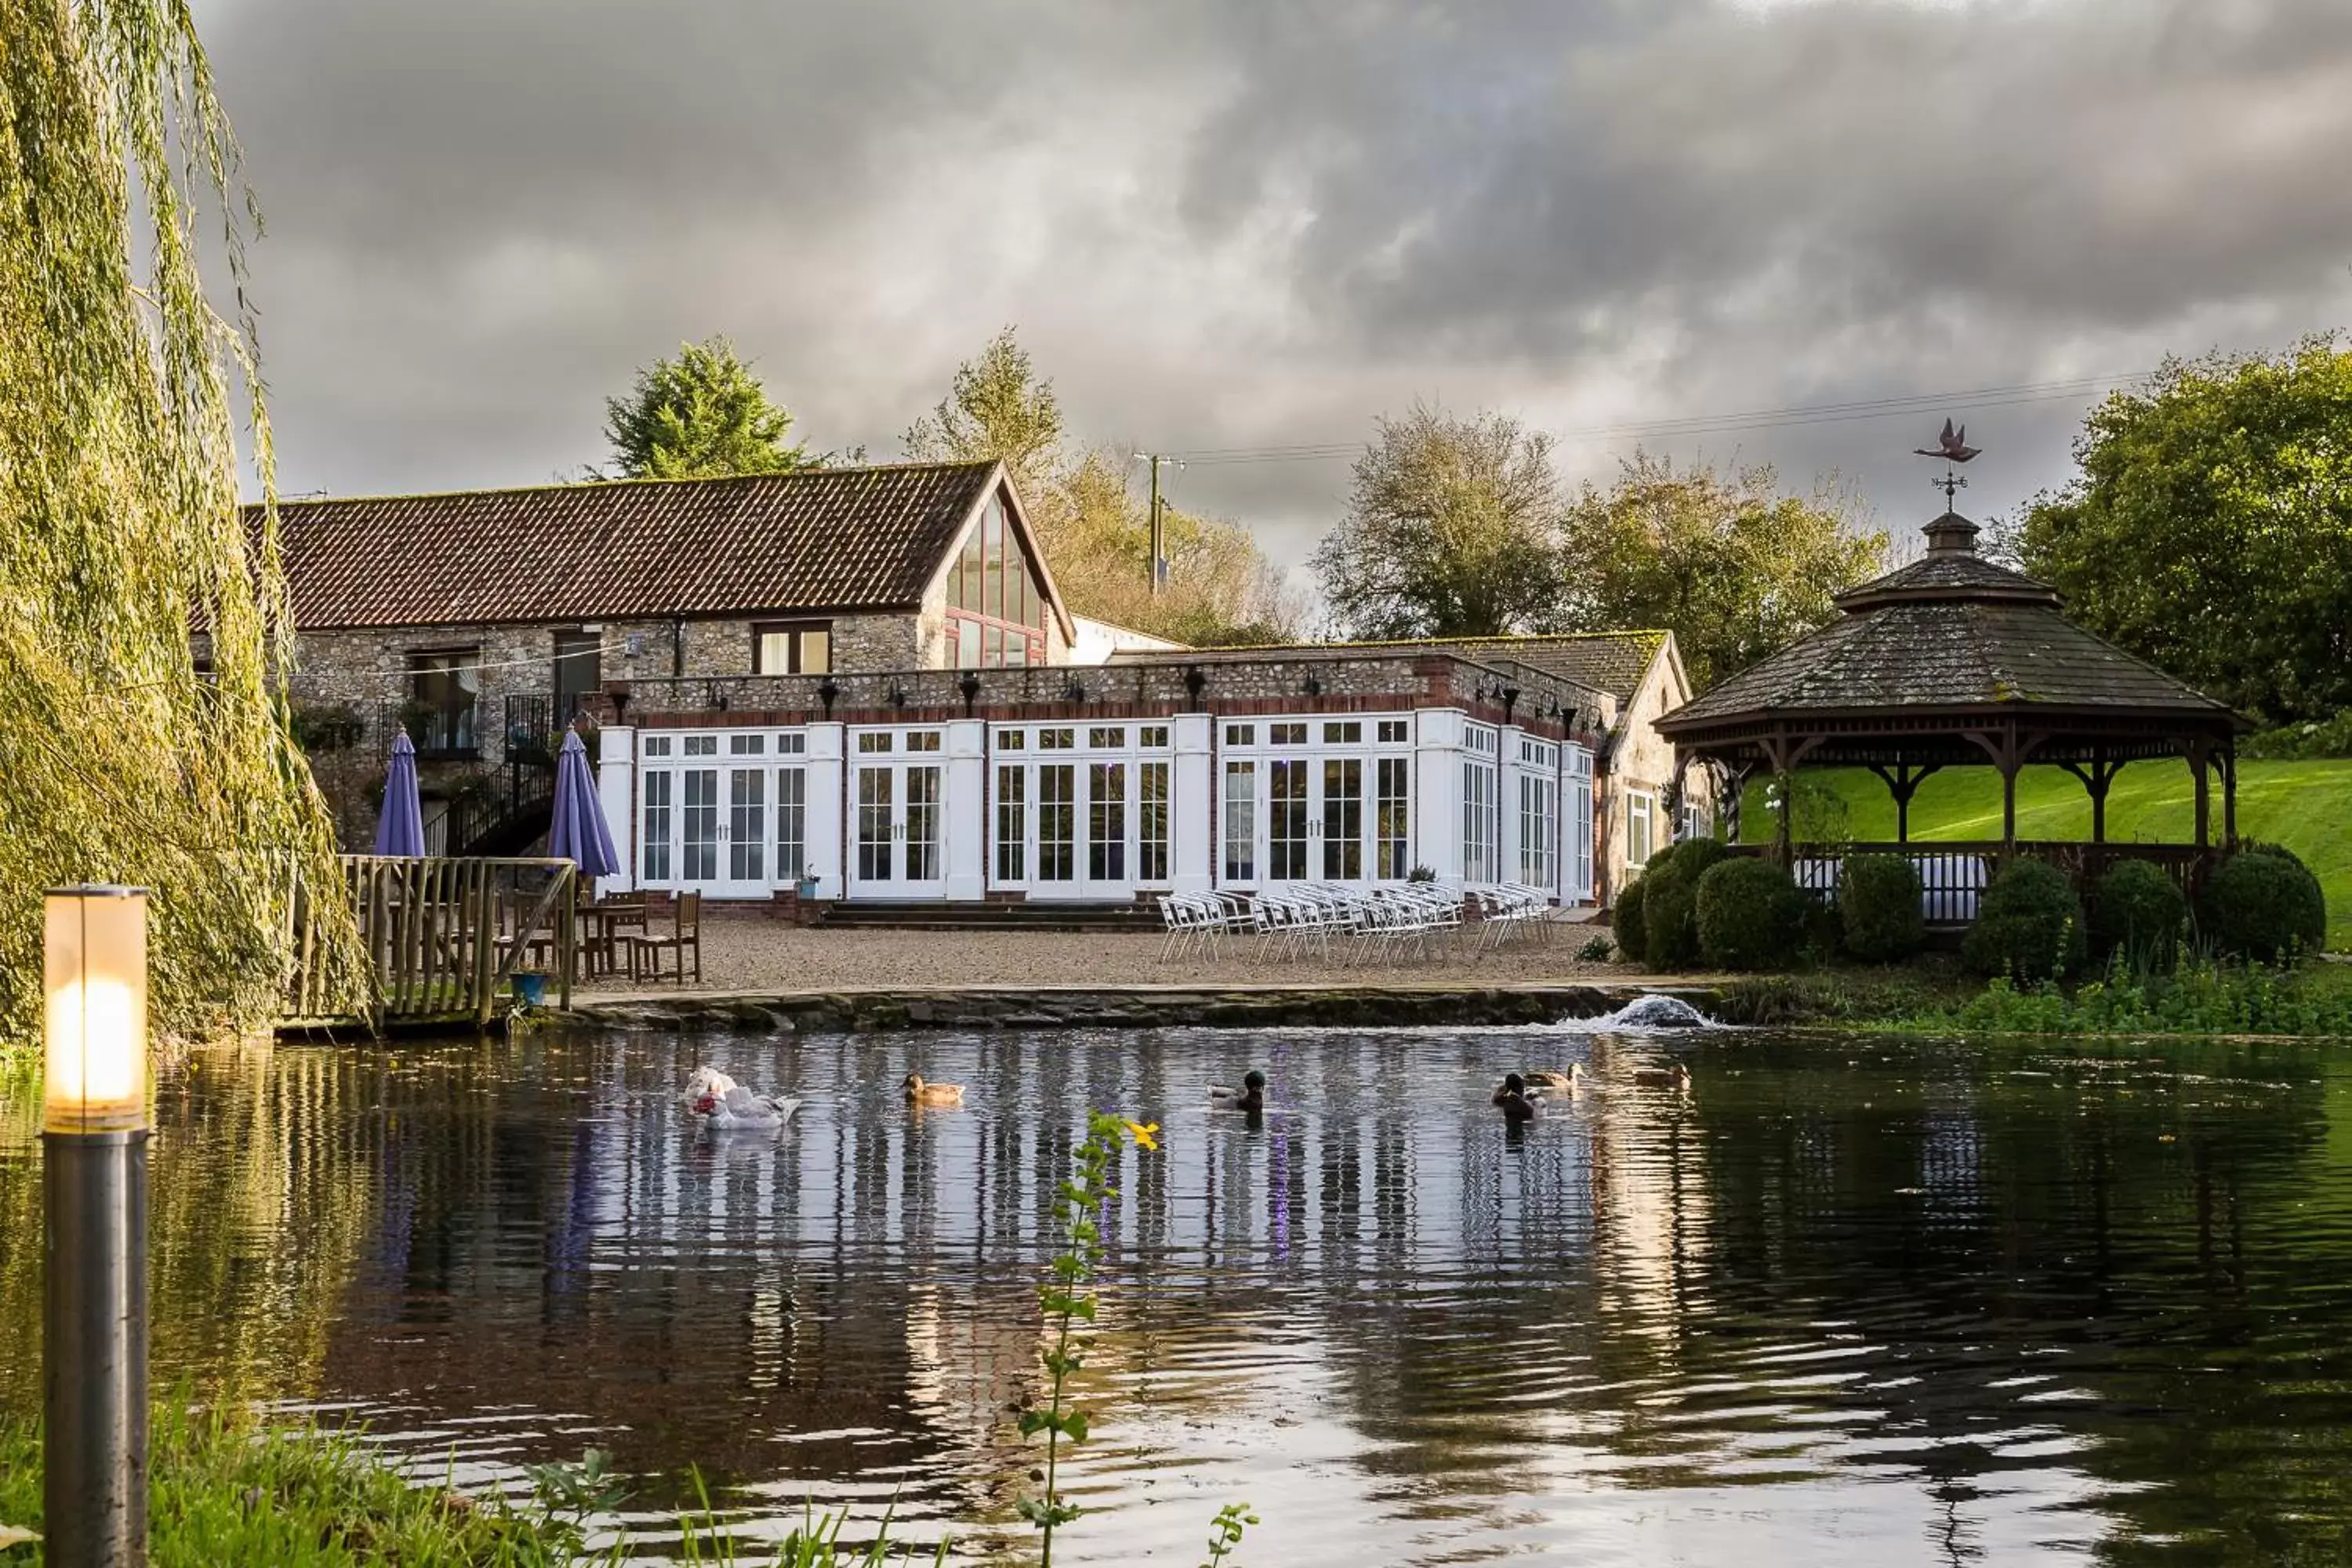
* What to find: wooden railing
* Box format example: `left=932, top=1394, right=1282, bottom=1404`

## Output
left=286, top=855, right=579, bottom=1028
left=1748, top=840, right=2212, bottom=927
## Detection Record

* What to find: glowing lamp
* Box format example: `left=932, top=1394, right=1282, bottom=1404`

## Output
left=44, top=886, right=149, bottom=1134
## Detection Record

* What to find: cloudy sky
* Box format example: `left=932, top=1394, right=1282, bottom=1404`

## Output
left=194, top=0, right=2352, bottom=579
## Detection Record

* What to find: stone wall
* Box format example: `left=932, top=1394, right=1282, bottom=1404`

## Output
left=604, top=649, right=1600, bottom=745
left=564, top=981, right=1722, bottom=1035
left=1599, top=643, right=1715, bottom=903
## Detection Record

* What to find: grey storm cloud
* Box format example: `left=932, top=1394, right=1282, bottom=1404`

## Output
left=192, top=0, right=2352, bottom=571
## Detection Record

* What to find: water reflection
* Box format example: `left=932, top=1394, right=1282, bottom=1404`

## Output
left=2, top=1029, right=2350, bottom=1563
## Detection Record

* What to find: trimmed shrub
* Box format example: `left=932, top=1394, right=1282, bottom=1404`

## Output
left=2199, top=849, right=2327, bottom=962
left=1639, top=837, right=1732, bottom=970
left=1610, top=878, right=1647, bottom=964
left=2091, top=859, right=2188, bottom=972
left=1841, top=854, right=1926, bottom=963
left=1696, top=856, right=1806, bottom=970
left=1962, top=858, right=2088, bottom=981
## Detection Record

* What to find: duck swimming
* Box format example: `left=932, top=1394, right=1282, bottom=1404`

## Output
left=1629, top=1062, right=1693, bottom=1092
left=684, top=1065, right=800, bottom=1130
left=1209, top=1069, right=1266, bottom=1112
left=902, top=1073, right=966, bottom=1108
left=1493, top=1074, right=1540, bottom=1123
left=1525, top=1065, right=1584, bottom=1094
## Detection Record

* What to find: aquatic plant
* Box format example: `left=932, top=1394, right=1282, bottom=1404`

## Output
left=1019, top=1110, right=1134, bottom=1561
left=1202, top=1501, right=1258, bottom=1566
left=0, top=0, right=363, bottom=1051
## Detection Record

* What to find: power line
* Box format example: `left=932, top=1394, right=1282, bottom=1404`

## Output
left=1163, top=369, right=2153, bottom=467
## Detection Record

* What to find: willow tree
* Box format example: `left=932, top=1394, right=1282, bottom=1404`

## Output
left=0, top=0, right=362, bottom=1047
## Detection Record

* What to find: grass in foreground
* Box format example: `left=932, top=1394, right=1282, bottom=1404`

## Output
left=0, top=1401, right=939, bottom=1566
left=1711, top=958, right=2352, bottom=1037
left=1741, top=758, right=2352, bottom=949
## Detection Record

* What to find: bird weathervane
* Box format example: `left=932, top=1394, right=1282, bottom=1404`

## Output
left=1915, top=418, right=1980, bottom=504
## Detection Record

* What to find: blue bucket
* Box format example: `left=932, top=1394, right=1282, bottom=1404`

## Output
left=513, top=971, right=549, bottom=1007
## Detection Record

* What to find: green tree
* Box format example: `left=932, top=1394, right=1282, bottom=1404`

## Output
left=902, top=325, right=1065, bottom=500
left=2016, top=338, right=2352, bottom=724
left=1041, top=453, right=1297, bottom=646
left=906, top=332, right=1294, bottom=644
left=1312, top=406, right=1569, bottom=638
left=1564, top=453, right=1886, bottom=691
left=0, top=0, right=363, bottom=1048
left=602, top=336, right=813, bottom=479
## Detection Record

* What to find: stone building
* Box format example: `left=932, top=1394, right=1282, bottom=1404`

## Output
left=258, top=459, right=1702, bottom=909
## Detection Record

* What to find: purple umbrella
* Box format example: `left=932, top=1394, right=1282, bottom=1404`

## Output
left=547, top=728, right=620, bottom=878
left=372, top=730, right=426, bottom=856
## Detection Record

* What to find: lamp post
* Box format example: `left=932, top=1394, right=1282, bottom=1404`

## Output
left=44, top=885, right=150, bottom=1568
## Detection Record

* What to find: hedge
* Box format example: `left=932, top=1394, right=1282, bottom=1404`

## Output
left=1840, top=854, right=1925, bottom=964
left=1962, top=858, right=2087, bottom=981
left=1638, top=837, right=1731, bottom=969
left=1696, top=856, right=1806, bottom=970
left=1611, top=877, right=1648, bottom=964
left=2091, top=859, right=2187, bottom=972
left=2199, top=848, right=2327, bottom=962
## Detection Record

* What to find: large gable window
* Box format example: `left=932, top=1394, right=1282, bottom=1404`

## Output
left=753, top=621, right=832, bottom=675
left=947, top=492, right=1047, bottom=667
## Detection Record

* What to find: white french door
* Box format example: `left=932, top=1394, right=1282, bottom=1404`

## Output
left=673, top=764, right=771, bottom=897
left=849, top=733, right=946, bottom=898
left=993, top=725, right=1171, bottom=901
left=1221, top=717, right=1410, bottom=889
left=637, top=731, right=811, bottom=898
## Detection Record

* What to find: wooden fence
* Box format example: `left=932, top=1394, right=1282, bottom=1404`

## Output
left=286, top=855, right=579, bottom=1029
left=1755, top=840, right=2210, bottom=927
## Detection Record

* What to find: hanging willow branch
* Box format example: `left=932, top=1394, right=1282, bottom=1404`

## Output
left=0, top=0, right=365, bottom=1047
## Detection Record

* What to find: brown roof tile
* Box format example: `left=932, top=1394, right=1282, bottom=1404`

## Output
left=258, top=463, right=1002, bottom=630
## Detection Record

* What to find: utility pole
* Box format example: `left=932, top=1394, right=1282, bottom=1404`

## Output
left=1132, top=452, right=1181, bottom=597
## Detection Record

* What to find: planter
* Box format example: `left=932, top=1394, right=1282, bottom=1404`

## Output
left=796, top=877, right=819, bottom=898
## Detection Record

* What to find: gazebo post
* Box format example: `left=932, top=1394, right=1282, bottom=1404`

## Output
left=2222, top=742, right=2238, bottom=848
left=2187, top=739, right=2212, bottom=849
left=1762, top=735, right=1793, bottom=866
left=1998, top=727, right=2020, bottom=854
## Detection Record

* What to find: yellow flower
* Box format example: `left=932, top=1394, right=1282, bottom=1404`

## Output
left=1124, top=1120, right=1160, bottom=1152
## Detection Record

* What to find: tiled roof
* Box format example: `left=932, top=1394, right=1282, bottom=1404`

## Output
left=1663, top=601, right=2234, bottom=724
left=1834, top=550, right=2058, bottom=611
left=257, top=463, right=1003, bottom=630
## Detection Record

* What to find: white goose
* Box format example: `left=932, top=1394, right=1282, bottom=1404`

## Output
left=684, top=1065, right=800, bottom=1131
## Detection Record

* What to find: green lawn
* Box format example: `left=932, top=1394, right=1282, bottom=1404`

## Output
left=1741, top=757, right=2352, bottom=948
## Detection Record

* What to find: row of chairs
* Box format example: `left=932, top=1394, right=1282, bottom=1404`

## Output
left=1158, top=882, right=1562, bottom=964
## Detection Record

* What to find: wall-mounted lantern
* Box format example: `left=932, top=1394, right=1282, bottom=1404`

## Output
left=958, top=670, right=982, bottom=715
left=817, top=677, right=840, bottom=718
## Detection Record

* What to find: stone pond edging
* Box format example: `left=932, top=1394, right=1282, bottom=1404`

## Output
left=553, top=982, right=1724, bottom=1035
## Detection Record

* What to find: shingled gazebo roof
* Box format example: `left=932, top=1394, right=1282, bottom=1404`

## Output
left=1655, top=511, right=2244, bottom=770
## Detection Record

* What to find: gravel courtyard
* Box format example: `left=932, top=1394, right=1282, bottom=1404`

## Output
left=579, top=909, right=1633, bottom=998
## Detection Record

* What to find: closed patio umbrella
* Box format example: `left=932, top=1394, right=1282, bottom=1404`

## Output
left=372, top=729, right=426, bottom=856
left=547, top=728, right=620, bottom=878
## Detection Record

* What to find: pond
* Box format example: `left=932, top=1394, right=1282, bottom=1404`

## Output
left=5, top=1022, right=2352, bottom=1564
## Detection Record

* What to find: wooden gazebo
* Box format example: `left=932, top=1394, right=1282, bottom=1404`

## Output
left=1653, top=510, right=2249, bottom=908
